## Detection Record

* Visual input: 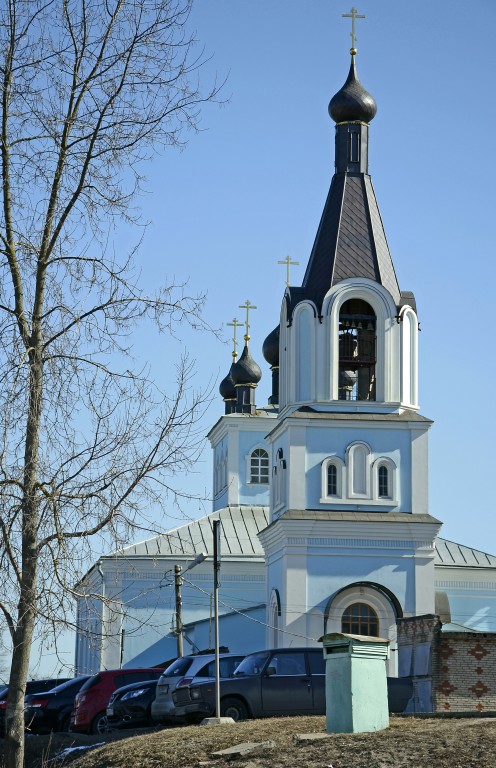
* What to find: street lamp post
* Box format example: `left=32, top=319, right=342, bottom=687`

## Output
left=213, top=520, right=221, bottom=719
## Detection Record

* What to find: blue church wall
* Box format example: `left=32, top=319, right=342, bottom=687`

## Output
left=191, top=606, right=266, bottom=655
left=215, top=487, right=229, bottom=510
left=213, top=436, right=228, bottom=509
left=105, top=565, right=266, bottom=667
left=123, top=608, right=266, bottom=667
left=304, top=426, right=411, bottom=511
left=306, top=552, right=410, bottom=613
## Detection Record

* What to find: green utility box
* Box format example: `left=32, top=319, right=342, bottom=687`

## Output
left=320, top=632, right=390, bottom=734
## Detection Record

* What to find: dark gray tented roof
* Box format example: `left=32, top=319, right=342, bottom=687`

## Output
left=301, top=173, right=400, bottom=313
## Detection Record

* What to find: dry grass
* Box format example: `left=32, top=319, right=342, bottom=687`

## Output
left=4, top=716, right=496, bottom=768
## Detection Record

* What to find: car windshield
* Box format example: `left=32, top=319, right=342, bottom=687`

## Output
left=233, top=652, right=270, bottom=676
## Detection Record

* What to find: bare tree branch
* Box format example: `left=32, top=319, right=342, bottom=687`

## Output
left=0, top=2, right=221, bottom=766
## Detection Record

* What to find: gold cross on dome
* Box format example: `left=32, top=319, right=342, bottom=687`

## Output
left=238, top=299, right=257, bottom=343
left=226, top=317, right=242, bottom=360
left=277, top=255, right=300, bottom=287
left=342, top=7, right=365, bottom=53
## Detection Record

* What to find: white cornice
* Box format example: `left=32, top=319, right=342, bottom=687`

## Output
left=208, top=411, right=277, bottom=445
left=266, top=414, right=432, bottom=442
left=258, top=515, right=442, bottom=553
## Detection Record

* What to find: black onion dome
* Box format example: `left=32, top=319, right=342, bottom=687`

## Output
left=262, top=325, right=280, bottom=367
left=329, top=56, right=377, bottom=124
left=230, top=345, right=262, bottom=386
left=219, top=366, right=236, bottom=400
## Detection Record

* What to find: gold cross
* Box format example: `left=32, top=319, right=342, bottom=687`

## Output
left=342, top=7, right=365, bottom=53
left=277, top=255, right=300, bottom=287
left=238, top=300, right=257, bottom=343
left=226, top=317, right=242, bottom=360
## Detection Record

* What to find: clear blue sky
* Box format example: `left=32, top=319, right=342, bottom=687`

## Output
left=129, top=0, right=495, bottom=554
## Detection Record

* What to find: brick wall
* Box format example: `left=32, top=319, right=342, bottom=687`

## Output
left=397, top=614, right=496, bottom=713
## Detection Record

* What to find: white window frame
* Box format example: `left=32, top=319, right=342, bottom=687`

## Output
left=371, top=457, right=397, bottom=502
left=246, top=445, right=269, bottom=485
left=320, top=456, right=345, bottom=503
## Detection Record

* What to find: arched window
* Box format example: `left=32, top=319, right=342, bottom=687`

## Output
left=321, top=457, right=344, bottom=501
left=342, top=602, right=379, bottom=636
left=372, top=457, right=396, bottom=502
left=327, top=464, right=337, bottom=496
left=338, top=299, right=376, bottom=401
left=378, top=465, right=389, bottom=498
left=250, top=448, right=269, bottom=484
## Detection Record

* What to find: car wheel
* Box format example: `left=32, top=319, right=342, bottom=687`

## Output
left=220, top=698, right=248, bottom=721
left=91, top=711, right=109, bottom=735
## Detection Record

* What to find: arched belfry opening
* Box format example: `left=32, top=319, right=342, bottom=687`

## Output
left=338, top=298, right=376, bottom=401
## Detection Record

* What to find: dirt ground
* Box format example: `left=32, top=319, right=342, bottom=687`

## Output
left=2, top=716, right=496, bottom=768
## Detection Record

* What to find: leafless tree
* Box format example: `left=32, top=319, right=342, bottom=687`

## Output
left=0, top=1, right=221, bottom=765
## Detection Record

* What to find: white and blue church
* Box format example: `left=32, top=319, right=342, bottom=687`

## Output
left=75, top=45, right=496, bottom=678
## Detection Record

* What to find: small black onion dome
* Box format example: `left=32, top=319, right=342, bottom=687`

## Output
left=219, top=366, right=236, bottom=400
left=230, top=345, right=262, bottom=386
left=262, top=325, right=280, bottom=367
left=328, top=56, right=377, bottom=124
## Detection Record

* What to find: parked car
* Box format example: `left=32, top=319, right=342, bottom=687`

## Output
left=24, top=676, right=90, bottom=733
left=151, top=652, right=245, bottom=724
left=70, top=668, right=163, bottom=734
left=171, top=647, right=413, bottom=721
left=0, top=678, right=70, bottom=734
left=106, top=678, right=161, bottom=729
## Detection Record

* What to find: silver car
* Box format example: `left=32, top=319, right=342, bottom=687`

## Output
left=151, top=652, right=244, bottom=723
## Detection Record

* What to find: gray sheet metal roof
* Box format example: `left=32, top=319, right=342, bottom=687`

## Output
left=111, top=512, right=496, bottom=571
left=300, top=172, right=401, bottom=314
left=435, top=538, right=496, bottom=568
left=290, top=407, right=432, bottom=423
left=116, top=506, right=269, bottom=559
left=440, top=622, right=482, bottom=633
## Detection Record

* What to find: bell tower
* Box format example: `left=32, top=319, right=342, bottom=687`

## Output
left=259, top=15, right=442, bottom=669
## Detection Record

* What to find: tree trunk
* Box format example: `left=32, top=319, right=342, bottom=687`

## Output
left=5, top=349, right=43, bottom=768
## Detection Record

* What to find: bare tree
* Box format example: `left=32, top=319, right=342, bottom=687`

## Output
left=0, top=1, right=220, bottom=765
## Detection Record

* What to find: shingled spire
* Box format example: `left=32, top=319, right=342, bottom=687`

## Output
left=299, top=50, right=401, bottom=316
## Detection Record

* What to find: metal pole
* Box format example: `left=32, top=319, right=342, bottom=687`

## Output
left=213, top=520, right=221, bottom=719
left=119, top=627, right=125, bottom=669
left=174, top=564, right=184, bottom=658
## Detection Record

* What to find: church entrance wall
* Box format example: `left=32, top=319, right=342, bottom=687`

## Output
left=324, top=583, right=399, bottom=675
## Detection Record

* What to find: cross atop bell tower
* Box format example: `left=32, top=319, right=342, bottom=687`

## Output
left=342, top=6, right=365, bottom=54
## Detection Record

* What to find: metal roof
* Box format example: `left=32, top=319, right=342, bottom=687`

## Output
left=111, top=513, right=496, bottom=571
left=300, top=173, right=401, bottom=314
left=115, top=506, right=269, bottom=559
left=435, top=538, right=496, bottom=568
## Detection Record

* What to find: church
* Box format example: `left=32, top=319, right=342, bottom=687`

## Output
left=75, top=24, right=496, bottom=698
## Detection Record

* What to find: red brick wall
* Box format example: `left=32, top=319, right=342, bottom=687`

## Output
left=432, top=631, right=496, bottom=713
left=397, top=615, right=496, bottom=713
